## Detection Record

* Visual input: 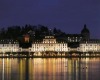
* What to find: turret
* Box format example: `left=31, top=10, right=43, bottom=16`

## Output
left=81, top=24, right=90, bottom=40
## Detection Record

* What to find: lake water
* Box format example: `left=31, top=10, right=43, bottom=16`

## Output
left=0, top=58, right=100, bottom=80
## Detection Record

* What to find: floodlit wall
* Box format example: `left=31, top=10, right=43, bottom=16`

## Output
left=79, top=43, right=100, bottom=52
left=0, top=40, right=20, bottom=53
left=30, top=43, right=68, bottom=52
left=30, top=36, right=68, bottom=52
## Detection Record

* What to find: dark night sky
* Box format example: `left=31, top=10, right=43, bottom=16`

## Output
left=0, top=0, right=100, bottom=38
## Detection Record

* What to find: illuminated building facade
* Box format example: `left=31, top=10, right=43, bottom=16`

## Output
left=0, top=39, right=19, bottom=53
left=29, top=36, right=68, bottom=56
left=79, top=40, right=100, bottom=53
left=0, top=25, right=100, bottom=57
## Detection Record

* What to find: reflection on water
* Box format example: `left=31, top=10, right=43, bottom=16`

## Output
left=0, top=58, right=100, bottom=80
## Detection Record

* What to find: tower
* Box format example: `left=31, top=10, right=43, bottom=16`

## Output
left=81, top=24, right=90, bottom=40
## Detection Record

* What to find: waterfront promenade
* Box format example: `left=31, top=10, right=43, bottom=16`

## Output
left=0, top=52, right=100, bottom=58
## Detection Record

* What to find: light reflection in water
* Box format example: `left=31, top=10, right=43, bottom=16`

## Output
left=0, top=58, right=100, bottom=80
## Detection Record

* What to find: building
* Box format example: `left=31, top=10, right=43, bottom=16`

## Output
left=79, top=39, right=100, bottom=53
left=81, top=24, right=90, bottom=40
left=0, top=39, right=19, bottom=53
left=29, top=36, right=68, bottom=56
left=66, top=24, right=90, bottom=43
left=0, top=24, right=100, bottom=57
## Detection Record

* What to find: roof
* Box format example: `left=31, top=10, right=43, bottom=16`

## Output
left=66, top=34, right=82, bottom=37
left=80, top=39, right=100, bottom=43
left=0, top=39, right=19, bottom=44
left=81, top=24, right=90, bottom=33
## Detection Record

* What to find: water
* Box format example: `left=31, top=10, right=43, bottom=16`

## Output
left=0, top=58, right=100, bottom=80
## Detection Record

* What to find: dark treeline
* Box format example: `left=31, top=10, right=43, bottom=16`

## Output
left=0, top=24, right=66, bottom=40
